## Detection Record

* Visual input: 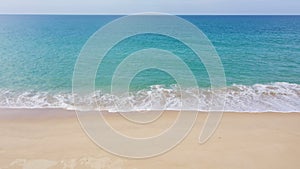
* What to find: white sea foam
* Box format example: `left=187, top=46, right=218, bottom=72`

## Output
left=0, top=82, right=299, bottom=112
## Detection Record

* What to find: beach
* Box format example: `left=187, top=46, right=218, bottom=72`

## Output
left=0, top=15, right=299, bottom=169
left=0, top=108, right=299, bottom=169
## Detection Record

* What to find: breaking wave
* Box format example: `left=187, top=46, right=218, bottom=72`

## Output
left=0, top=82, right=299, bottom=112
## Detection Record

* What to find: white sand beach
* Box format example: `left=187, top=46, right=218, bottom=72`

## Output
left=0, top=108, right=299, bottom=169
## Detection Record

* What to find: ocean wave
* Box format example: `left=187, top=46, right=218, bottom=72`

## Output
left=0, top=82, right=299, bottom=112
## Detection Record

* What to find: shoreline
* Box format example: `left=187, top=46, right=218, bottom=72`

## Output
left=0, top=82, right=299, bottom=113
left=0, top=107, right=299, bottom=115
left=0, top=108, right=299, bottom=168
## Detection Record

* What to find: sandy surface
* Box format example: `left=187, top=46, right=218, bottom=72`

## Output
left=0, top=108, right=299, bottom=169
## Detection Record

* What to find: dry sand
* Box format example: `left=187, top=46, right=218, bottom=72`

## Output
left=0, top=108, right=299, bottom=169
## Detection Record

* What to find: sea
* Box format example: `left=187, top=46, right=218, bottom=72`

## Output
left=0, top=15, right=299, bottom=112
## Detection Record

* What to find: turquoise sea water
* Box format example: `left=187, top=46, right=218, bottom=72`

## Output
left=0, top=15, right=299, bottom=112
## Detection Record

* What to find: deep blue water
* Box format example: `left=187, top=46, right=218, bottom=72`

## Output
left=0, top=15, right=299, bottom=111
